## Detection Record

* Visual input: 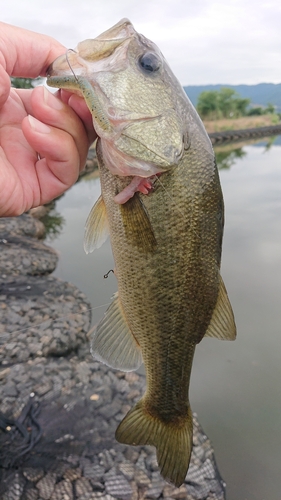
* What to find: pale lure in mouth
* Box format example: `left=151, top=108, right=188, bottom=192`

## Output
left=99, top=136, right=165, bottom=204
left=113, top=176, right=155, bottom=204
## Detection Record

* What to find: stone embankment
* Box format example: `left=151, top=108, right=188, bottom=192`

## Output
left=208, top=124, right=281, bottom=145
left=0, top=203, right=225, bottom=497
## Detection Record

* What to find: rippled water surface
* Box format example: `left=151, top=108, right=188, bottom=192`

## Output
left=47, top=138, right=281, bottom=500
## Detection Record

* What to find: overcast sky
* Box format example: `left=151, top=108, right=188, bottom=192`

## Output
left=2, top=0, right=281, bottom=86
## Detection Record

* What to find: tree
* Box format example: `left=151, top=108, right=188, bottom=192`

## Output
left=197, top=91, right=221, bottom=120
left=196, top=87, right=251, bottom=120
left=265, top=103, right=275, bottom=114
left=247, top=103, right=276, bottom=116
left=217, top=88, right=251, bottom=119
left=217, top=88, right=237, bottom=118
left=247, top=107, right=264, bottom=116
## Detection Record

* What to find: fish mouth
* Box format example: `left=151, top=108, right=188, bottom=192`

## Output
left=47, top=19, right=135, bottom=84
left=46, top=21, right=135, bottom=141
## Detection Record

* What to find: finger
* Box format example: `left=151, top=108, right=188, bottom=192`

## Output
left=0, top=22, right=66, bottom=77
left=27, top=86, right=90, bottom=171
left=18, top=86, right=96, bottom=147
left=61, top=91, right=97, bottom=145
left=0, top=65, right=11, bottom=108
left=22, top=114, right=81, bottom=205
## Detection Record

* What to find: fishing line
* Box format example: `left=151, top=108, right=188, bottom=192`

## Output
left=153, top=174, right=187, bottom=220
left=65, top=48, right=112, bottom=133
left=65, top=49, right=80, bottom=83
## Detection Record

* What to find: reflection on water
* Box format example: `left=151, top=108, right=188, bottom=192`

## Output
left=215, top=147, right=246, bottom=170
left=214, top=134, right=281, bottom=170
left=41, top=208, right=65, bottom=240
left=46, top=139, right=281, bottom=500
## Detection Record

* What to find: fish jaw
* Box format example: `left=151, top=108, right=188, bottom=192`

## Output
left=46, top=37, right=132, bottom=138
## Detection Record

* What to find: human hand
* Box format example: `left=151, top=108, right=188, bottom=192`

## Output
left=0, top=22, right=96, bottom=217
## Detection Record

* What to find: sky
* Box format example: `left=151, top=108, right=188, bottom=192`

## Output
left=2, top=0, right=281, bottom=86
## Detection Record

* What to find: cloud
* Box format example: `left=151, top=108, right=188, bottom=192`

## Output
left=2, top=0, right=280, bottom=85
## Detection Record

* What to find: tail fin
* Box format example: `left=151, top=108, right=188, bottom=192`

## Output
left=115, top=399, right=193, bottom=487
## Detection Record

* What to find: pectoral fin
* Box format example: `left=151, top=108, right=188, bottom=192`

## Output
left=91, top=292, right=143, bottom=371
left=120, top=194, right=157, bottom=253
left=84, top=195, right=109, bottom=254
left=205, top=277, right=236, bottom=340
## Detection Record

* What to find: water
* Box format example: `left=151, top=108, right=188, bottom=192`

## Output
left=46, top=139, right=281, bottom=500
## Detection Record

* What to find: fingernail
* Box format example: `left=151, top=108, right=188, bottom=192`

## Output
left=28, top=115, right=51, bottom=134
left=43, top=86, right=64, bottom=110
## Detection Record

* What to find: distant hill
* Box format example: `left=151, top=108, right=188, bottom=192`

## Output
left=184, top=83, right=281, bottom=112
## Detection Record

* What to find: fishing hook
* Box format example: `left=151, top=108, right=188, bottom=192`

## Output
left=103, top=269, right=114, bottom=279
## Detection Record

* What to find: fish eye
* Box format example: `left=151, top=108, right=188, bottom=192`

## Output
left=139, top=52, right=161, bottom=73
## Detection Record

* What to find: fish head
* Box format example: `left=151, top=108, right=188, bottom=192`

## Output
left=47, top=19, right=192, bottom=178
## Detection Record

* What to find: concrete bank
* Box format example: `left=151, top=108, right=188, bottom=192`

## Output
left=208, top=123, right=281, bottom=145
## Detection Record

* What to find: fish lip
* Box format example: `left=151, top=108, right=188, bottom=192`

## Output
left=46, top=62, right=55, bottom=79
left=46, top=62, right=59, bottom=80
left=93, top=18, right=136, bottom=41
left=47, top=50, right=84, bottom=80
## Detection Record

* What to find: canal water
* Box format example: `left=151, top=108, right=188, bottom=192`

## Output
left=46, top=137, right=281, bottom=500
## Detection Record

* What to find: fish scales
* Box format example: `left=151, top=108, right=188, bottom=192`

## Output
left=97, top=136, right=221, bottom=401
left=47, top=18, right=236, bottom=487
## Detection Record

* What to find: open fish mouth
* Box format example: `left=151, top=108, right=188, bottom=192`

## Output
left=47, top=19, right=136, bottom=85
left=47, top=40, right=130, bottom=83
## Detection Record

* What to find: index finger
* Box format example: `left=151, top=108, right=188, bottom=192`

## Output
left=0, top=21, right=66, bottom=78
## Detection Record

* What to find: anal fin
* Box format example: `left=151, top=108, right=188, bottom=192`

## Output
left=91, top=293, right=143, bottom=371
left=205, top=276, right=236, bottom=340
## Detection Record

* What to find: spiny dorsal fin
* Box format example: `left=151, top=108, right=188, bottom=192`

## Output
left=120, top=194, right=157, bottom=253
left=84, top=195, right=109, bottom=254
left=116, top=399, right=193, bottom=487
left=91, top=292, right=143, bottom=371
left=205, top=276, right=236, bottom=340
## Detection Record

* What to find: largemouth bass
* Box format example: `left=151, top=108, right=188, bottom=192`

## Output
left=47, top=19, right=236, bottom=487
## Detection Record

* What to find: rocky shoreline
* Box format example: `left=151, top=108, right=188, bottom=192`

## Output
left=0, top=209, right=226, bottom=498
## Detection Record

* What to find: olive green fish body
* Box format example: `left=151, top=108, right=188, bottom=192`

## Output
left=47, top=19, right=236, bottom=486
